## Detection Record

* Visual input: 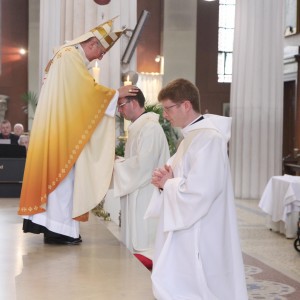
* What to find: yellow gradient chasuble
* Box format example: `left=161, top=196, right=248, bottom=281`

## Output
left=18, top=46, right=116, bottom=221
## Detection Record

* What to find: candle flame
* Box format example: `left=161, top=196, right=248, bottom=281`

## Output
left=95, top=61, right=98, bottom=68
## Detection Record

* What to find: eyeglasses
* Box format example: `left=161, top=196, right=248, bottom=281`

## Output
left=117, top=100, right=131, bottom=109
left=162, top=103, right=179, bottom=112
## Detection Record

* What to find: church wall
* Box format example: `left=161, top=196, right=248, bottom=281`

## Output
left=136, top=0, right=231, bottom=115
left=137, top=0, right=162, bottom=73
left=0, top=0, right=29, bottom=130
left=196, top=0, right=230, bottom=116
left=0, top=0, right=260, bottom=126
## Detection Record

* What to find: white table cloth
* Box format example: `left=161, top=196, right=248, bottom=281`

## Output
left=259, top=175, right=300, bottom=238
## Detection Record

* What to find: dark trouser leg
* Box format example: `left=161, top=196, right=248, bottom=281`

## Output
left=22, top=219, right=82, bottom=245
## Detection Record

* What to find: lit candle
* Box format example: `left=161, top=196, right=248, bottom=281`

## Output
left=123, top=75, right=132, bottom=86
left=92, top=61, right=100, bottom=84
left=123, top=75, right=132, bottom=135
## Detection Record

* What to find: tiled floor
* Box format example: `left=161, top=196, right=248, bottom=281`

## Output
left=103, top=198, right=300, bottom=284
left=236, top=198, right=300, bottom=283
left=1, top=197, right=300, bottom=300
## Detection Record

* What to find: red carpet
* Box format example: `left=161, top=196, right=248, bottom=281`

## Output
left=134, top=254, right=153, bottom=271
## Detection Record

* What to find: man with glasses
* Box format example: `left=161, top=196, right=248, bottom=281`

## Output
left=145, top=78, right=248, bottom=299
left=18, top=18, right=137, bottom=245
left=113, top=89, right=170, bottom=260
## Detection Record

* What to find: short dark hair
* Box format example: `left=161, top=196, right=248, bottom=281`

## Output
left=126, top=89, right=145, bottom=108
left=1, top=119, right=11, bottom=126
left=158, top=78, right=201, bottom=113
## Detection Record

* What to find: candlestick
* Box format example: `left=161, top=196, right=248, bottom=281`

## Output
left=123, top=75, right=132, bottom=136
left=92, top=61, right=100, bottom=84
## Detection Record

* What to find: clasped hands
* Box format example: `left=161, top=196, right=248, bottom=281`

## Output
left=151, top=165, right=173, bottom=190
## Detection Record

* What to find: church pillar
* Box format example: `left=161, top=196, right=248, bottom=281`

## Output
left=229, top=0, right=284, bottom=199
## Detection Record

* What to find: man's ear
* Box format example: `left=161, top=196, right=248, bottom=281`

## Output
left=131, top=99, right=139, bottom=108
left=183, top=100, right=192, bottom=111
left=89, top=40, right=96, bottom=49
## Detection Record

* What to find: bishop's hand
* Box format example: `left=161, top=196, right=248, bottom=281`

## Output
left=118, top=85, right=139, bottom=98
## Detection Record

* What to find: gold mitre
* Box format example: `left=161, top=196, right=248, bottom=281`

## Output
left=62, top=16, right=124, bottom=51
left=91, top=17, right=125, bottom=50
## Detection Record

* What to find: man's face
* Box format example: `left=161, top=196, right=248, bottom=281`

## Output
left=85, top=38, right=106, bottom=61
left=117, top=97, right=134, bottom=121
left=1, top=123, right=11, bottom=136
left=14, top=125, right=23, bottom=136
left=161, top=99, right=186, bottom=128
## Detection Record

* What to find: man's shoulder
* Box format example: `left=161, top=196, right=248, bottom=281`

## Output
left=141, top=117, right=162, bottom=130
left=54, top=46, right=82, bottom=63
left=139, top=120, right=167, bottom=141
left=57, top=45, right=77, bottom=54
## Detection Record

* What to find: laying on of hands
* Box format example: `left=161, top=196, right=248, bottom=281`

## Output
left=118, top=85, right=139, bottom=98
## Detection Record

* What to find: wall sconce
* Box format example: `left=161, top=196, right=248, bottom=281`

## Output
left=155, top=55, right=161, bottom=63
left=155, top=55, right=164, bottom=75
left=19, top=48, right=27, bottom=55
left=1, top=47, right=27, bottom=63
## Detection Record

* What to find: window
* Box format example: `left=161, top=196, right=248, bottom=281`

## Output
left=218, top=0, right=236, bottom=83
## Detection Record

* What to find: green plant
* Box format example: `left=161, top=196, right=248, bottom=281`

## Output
left=115, top=104, right=179, bottom=156
left=115, top=114, right=126, bottom=156
left=145, top=104, right=179, bottom=156
left=21, top=91, right=38, bottom=114
left=115, top=140, right=125, bottom=157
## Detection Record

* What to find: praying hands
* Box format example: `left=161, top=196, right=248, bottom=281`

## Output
left=151, top=165, right=173, bottom=189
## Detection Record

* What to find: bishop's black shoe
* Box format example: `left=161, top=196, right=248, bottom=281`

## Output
left=44, top=234, right=82, bottom=245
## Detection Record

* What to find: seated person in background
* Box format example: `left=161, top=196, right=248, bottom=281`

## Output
left=0, top=120, right=19, bottom=144
left=18, top=134, right=30, bottom=150
left=14, top=123, right=24, bottom=136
